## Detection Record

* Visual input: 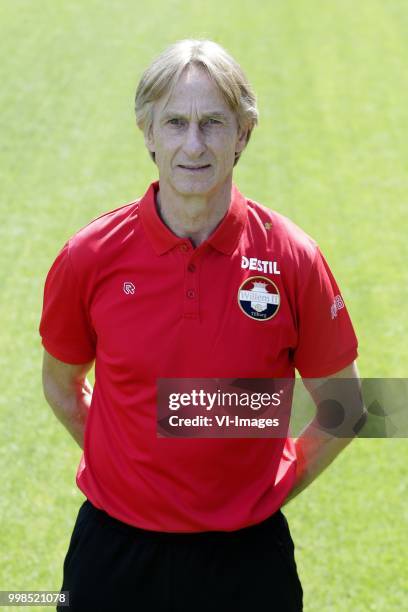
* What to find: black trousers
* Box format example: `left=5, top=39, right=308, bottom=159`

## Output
left=58, top=499, right=303, bottom=611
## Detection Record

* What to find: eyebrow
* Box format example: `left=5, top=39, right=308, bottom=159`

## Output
left=161, top=111, right=228, bottom=121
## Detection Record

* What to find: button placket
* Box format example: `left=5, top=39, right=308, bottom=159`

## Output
left=178, top=244, right=200, bottom=319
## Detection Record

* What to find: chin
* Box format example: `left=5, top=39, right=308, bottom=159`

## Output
left=172, top=177, right=215, bottom=196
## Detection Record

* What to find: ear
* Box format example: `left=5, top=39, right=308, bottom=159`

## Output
left=144, top=123, right=155, bottom=153
left=235, top=124, right=249, bottom=154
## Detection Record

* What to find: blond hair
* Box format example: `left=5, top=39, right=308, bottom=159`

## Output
left=135, top=39, right=259, bottom=166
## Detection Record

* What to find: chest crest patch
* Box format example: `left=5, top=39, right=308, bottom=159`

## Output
left=238, top=276, right=280, bottom=321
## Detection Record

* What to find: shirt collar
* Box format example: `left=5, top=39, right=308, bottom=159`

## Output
left=139, top=180, right=247, bottom=256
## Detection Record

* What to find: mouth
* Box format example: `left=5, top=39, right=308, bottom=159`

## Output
left=178, top=164, right=211, bottom=172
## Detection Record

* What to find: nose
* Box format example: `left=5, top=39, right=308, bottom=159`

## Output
left=182, top=122, right=206, bottom=159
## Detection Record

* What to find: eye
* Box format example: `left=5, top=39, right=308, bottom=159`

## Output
left=168, top=118, right=185, bottom=126
left=205, top=118, right=222, bottom=125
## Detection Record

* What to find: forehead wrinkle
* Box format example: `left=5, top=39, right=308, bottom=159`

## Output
left=160, top=89, right=230, bottom=121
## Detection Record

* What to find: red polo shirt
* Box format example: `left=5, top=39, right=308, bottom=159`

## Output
left=39, top=181, right=358, bottom=532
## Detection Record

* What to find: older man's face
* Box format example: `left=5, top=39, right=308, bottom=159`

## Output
left=145, top=65, right=247, bottom=198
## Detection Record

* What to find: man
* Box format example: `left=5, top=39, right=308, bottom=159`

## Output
left=40, top=39, right=365, bottom=611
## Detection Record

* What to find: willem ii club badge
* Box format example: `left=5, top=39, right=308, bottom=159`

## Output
left=238, top=276, right=280, bottom=321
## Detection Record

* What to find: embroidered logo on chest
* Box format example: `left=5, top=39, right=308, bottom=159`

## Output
left=123, top=281, right=136, bottom=295
left=238, top=276, right=280, bottom=321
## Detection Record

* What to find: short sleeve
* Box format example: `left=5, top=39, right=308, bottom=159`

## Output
left=293, top=246, right=358, bottom=377
left=39, top=241, right=96, bottom=364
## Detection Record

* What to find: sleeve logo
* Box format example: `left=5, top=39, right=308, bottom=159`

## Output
left=331, top=294, right=344, bottom=319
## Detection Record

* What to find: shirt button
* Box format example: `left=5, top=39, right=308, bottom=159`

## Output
left=180, top=244, right=189, bottom=252
left=187, top=263, right=196, bottom=272
left=187, top=290, right=196, bottom=299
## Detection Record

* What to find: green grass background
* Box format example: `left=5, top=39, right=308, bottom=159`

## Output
left=1, top=0, right=407, bottom=610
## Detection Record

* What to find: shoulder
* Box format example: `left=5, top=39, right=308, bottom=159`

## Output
left=245, top=196, right=319, bottom=267
left=66, top=199, right=141, bottom=269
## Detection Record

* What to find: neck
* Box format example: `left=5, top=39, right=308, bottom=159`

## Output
left=155, top=177, right=233, bottom=247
